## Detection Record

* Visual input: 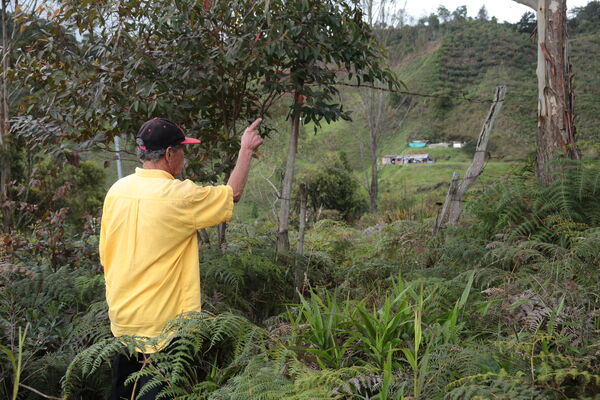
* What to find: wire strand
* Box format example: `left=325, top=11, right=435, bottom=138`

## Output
left=337, top=82, right=506, bottom=104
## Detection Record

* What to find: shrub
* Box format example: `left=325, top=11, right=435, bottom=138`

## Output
left=297, top=152, right=368, bottom=223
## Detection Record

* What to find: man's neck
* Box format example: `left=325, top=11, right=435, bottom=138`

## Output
left=142, top=160, right=180, bottom=178
left=143, top=160, right=168, bottom=171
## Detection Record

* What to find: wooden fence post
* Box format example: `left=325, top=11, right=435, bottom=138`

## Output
left=433, top=172, right=460, bottom=236
left=446, top=85, right=506, bottom=225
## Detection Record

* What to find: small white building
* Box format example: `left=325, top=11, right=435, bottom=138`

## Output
left=452, top=141, right=466, bottom=148
left=382, top=154, right=434, bottom=166
left=428, top=142, right=450, bottom=149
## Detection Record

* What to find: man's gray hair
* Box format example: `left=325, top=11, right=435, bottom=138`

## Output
left=136, top=145, right=180, bottom=162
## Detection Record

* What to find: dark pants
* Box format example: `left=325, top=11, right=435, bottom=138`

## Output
left=109, top=352, right=164, bottom=400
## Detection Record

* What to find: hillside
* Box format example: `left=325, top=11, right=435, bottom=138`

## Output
left=387, top=19, right=600, bottom=155
left=235, top=17, right=600, bottom=222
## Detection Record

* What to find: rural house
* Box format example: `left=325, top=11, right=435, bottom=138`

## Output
left=381, top=154, right=434, bottom=165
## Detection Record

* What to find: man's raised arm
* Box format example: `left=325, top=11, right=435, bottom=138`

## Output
left=227, top=118, right=264, bottom=202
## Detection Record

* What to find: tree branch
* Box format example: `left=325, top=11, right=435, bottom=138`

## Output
left=19, top=384, right=62, bottom=400
left=261, top=172, right=281, bottom=199
left=512, top=0, right=537, bottom=11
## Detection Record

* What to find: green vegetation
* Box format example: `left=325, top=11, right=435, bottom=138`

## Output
left=4, top=162, right=599, bottom=398
left=297, top=152, right=368, bottom=222
left=2, top=1, right=600, bottom=399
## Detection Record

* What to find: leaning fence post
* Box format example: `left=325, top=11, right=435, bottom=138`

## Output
left=433, top=171, right=460, bottom=236
left=447, top=85, right=507, bottom=225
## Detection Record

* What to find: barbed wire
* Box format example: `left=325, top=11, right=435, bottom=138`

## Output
left=337, top=82, right=504, bottom=104
left=338, top=82, right=600, bottom=105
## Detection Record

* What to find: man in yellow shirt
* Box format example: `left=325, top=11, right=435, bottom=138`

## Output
left=100, top=117, right=263, bottom=399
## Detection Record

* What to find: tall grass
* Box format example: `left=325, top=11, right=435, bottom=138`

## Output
left=0, top=324, right=28, bottom=400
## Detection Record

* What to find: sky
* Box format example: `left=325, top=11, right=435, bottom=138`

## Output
left=403, top=0, right=593, bottom=23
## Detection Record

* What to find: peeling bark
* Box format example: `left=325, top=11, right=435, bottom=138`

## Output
left=513, top=0, right=579, bottom=184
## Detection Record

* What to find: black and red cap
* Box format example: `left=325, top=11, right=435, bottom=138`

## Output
left=136, top=117, right=201, bottom=151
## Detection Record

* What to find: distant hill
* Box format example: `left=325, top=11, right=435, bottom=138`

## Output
left=236, top=8, right=600, bottom=221
left=385, top=18, right=600, bottom=159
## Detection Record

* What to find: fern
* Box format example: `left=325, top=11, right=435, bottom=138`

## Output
left=490, top=334, right=600, bottom=397
left=469, top=161, right=600, bottom=246
left=208, top=351, right=379, bottom=400
left=66, top=301, right=111, bottom=349
left=208, top=359, right=337, bottom=400
left=62, top=312, right=266, bottom=399
left=445, top=374, right=551, bottom=399
left=421, top=344, right=492, bottom=397
left=61, top=337, right=133, bottom=398
left=201, top=250, right=295, bottom=322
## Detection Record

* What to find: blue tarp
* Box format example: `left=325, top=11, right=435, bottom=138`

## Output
left=408, top=141, right=427, bottom=148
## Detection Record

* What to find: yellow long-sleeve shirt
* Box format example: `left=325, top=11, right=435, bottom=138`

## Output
left=99, top=168, right=233, bottom=350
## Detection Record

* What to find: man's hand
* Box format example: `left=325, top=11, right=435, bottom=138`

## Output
left=241, top=118, right=263, bottom=152
left=228, top=118, right=264, bottom=202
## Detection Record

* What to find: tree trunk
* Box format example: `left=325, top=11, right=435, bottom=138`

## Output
left=0, top=147, right=9, bottom=232
left=0, top=0, right=8, bottom=146
left=0, top=0, right=11, bottom=232
left=217, top=165, right=234, bottom=248
left=199, top=229, right=210, bottom=247
left=114, top=135, right=124, bottom=179
left=513, top=0, right=579, bottom=184
left=360, top=0, right=402, bottom=214
left=447, top=85, right=506, bottom=225
left=276, top=92, right=301, bottom=253
left=217, top=221, right=227, bottom=249
left=296, top=183, right=307, bottom=255
left=369, top=132, right=378, bottom=213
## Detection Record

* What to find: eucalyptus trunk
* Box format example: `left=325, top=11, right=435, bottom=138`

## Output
left=513, top=0, right=579, bottom=184
left=277, top=93, right=301, bottom=253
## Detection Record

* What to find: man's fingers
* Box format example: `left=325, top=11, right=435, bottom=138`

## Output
left=248, top=118, right=263, bottom=130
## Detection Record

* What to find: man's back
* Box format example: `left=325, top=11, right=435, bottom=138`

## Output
left=101, top=117, right=261, bottom=399
left=100, top=168, right=232, bottom=343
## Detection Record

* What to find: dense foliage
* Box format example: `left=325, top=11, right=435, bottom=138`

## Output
left=1, top=2, right=600, bottom=400
left=297, top=152, right=368, bottom=222
left=1, top=162, right=599, bottom=399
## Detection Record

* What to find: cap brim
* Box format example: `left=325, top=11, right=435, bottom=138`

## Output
left=181, top=137, right=201, bottom=145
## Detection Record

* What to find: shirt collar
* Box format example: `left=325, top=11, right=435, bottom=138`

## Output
left=135, top=167, right=175, bottom=180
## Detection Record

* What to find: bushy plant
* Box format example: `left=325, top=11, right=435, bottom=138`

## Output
left=288, top=291, right=348, bottom=369
left=3, top=158, right=105, bottom=232
left=297, top=152, right=368, bottom=222
left=201, top=249, right=296, bottom=323
left=0, top=261, right=108, bottom=398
